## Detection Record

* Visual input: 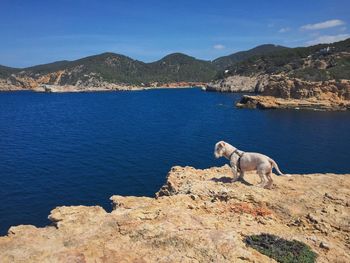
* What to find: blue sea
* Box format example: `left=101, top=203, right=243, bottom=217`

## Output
left=0, top=88, right=349, bottom=235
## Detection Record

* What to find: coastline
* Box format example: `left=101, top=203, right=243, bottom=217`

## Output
left=0, top=166, right=349, bottom=262
left=236, top=95, right=350, bottom=111
left=206, top=75, right=350, bottom=111
left=0, top=82, right=206, bottom=93
left=2, top=73, right=349, bottom=112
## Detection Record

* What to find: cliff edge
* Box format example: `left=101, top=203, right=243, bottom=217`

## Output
left=206, top=38, right=350, bottom=111
left=0, top=166, right=349, bottom=262
left=234, top=76, right=350, bottom=111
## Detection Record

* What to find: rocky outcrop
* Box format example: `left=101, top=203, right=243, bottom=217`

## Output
left=0, top=78, right=27, bottom=91
left=206, top=74, right=269, bottom=93
left=207, top=74, right=350, bottom=100
left=208, top=73, right=350, bottom=110
left=260, top=77, right=350, bottom=101
left=0, top=166, right=349, bottom=262
left=0, top=72, right=205, bottom=92
left=207, top=41, right=350, bottom=110
left=237, top=95, right=350, bottom=111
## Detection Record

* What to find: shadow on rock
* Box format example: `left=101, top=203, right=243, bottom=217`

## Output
left=211, top=176, right=253, bottom=186
left=211, top=176, right=232, bottom=183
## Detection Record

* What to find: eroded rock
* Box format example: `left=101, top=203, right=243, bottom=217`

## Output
left=236, top=95, right=350, bottom=111
left=0, top=166, right=349, bottom=262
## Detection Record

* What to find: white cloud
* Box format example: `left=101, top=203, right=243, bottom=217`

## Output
left=306, top=34, right=350, bottom=45
left=278, top=27, right=290, bottom=33
left=301, top=19, right=345, bottom=30
left=213, top=44, right=225, bottom=50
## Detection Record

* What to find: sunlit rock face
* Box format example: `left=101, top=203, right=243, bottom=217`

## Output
left=0, top=165, right=349, bottom=262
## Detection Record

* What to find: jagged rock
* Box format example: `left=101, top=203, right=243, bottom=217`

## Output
left=236, top=95, right=350, bottom=111
left=260, top=76, right=350, bottom=101
left=206, top=75, right=268, bottom=93
left=0, top=166, right=349, bottom=262
left=208, top=71, right=350, bottom=111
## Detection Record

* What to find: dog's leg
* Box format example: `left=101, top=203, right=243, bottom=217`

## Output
left=231, top=166, right=239, bottom=182
left=237, top=171, right=252, bottom=186
left=238, top=171, right=245, bottom=181
left=256, top=171, right=267, bottom=187
left=264, top=172, right=273, bottom=189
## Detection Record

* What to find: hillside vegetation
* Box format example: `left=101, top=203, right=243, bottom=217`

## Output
left=2, top=53, right=217, bottom=85
left=212, top=44, right=288, bottom=71
left=0, top=65, right=18, bottom=78
left=0, top=38, right=349, bottom=88
left=220, top=38, right=350, bottom=81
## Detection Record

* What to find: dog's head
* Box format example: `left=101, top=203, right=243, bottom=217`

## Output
left=214, top=141, right=226, bottom=158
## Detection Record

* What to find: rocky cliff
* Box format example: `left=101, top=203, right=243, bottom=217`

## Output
left=0, top=68, right=206, bottom=92
left=207, top=38, right=350, bottom=110
left=237, top=95, right=350, bottom=111
left=207, top=74, right=350, bottom=107
left=0, top=166, right=349, bottom=262
left=205, top=74, right=268, bottom=93
left=233, top=75, right=350, bottom=110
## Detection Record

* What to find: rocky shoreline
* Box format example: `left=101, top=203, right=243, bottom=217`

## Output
left=205, top=74, right=266, bottom=93
left=0, top=78, right=206, bottom=93
left=0, top=166, right=349, bottom=262
left=0, top=71, right=206, bottom=92
left=207, top=75, right=350, bottom=111
left=237, top=95, right=350, bottom=111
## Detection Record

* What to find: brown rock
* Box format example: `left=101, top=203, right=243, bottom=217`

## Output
left=206, top=75, right=269, bottom=93
left=0, top=166, right=349, bottom=262
left=236, top=95, right=350, bottom=111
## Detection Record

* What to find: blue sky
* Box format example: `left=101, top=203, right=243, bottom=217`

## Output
left=0, top=0, right=349, bottom=67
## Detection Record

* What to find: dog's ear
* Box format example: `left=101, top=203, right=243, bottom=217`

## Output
left=215, top=141, right=226, bottom=150
left=215, top=141, right=225, bottom=151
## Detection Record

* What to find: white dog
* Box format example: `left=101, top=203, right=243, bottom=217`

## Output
left=214, top=141, right=285, bottom=189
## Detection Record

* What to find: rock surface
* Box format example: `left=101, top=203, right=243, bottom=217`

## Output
left=237, top=95, right=350, bottom=111
left=205, top=75, right=268, bottom=93
left=207, top=41, right=350, bottom=96
left=208, top=74, right=350, bottom=99
left=260, top=76, right=350, bottom=101
left=208, top=74, right=350, bottom=111
left=0, top=166, right=349, bottom=262
left=0, top=72, right=205, bottom=92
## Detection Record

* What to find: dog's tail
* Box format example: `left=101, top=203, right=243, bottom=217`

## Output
left=269, top=158, right=284, bottom=175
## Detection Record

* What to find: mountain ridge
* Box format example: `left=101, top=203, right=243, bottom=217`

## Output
left=212, top=44, right=289, bottom=71
left=0, top=38, right=349, bottom=91
left=0, top=46, right=283, bottom=71
left=206, top=38, right=350, bottom=111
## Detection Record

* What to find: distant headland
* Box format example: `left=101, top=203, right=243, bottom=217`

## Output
left=1, top=38, right=349, bottom=111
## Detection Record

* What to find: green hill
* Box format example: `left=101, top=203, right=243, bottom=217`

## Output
left=1, top=38, right=349, bottom=86
left=213, top=44, right=288, bottom=71
left=19, top=52, right=216, bottom=85
left=221, top=38, right=350, bottom=81
left=148, top=53, right=217, bottom=82
left=0, top=65, right=18, bottom=78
